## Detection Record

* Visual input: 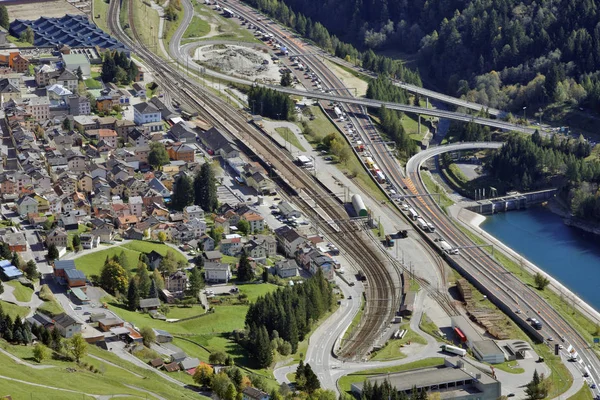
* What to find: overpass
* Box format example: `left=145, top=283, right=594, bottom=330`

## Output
left=406, top=142, right=504, bottom=173
left=176, top=43, right=536, bottom=134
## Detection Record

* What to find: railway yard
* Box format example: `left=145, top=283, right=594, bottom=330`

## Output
left=37, top=0, right=600, bottom=397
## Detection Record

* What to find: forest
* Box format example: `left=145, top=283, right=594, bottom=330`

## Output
left=366, top=76, right=417, bottom=158
left=485, top=132, right=600, bottom=221
left=242, top=269, right=333, bottom=367
left=247, top=86, right=295, bottom=120
left=243, top=0, right=600, bottom=113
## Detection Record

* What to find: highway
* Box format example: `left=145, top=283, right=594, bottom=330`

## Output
left=219, top=2, right=600, bottom=396
left=166, top=18, right=538, bottom=134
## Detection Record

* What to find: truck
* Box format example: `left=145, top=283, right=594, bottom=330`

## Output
left=440, top=240, right=459, bottom=255
left=397, top=230, right=408, bottom=238
left=408, top=208, right=419, bottom=221
left=441, top=344, right=467, bottom=357
left=417, top=218, right=429, bottom=231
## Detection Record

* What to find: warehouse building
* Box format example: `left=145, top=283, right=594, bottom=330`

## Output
left=351, top=357, right=501, bottom=400
left=10, top=15, right=128, bottom=53
left=451, top=316, right=506, bottom=365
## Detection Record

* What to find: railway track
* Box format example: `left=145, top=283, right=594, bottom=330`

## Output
left=226, top=0, right=600, bottom=385
left=108, top=0, right=398, bottom=360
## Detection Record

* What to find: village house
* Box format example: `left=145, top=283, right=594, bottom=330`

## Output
left=204, top=262, right=231, bottom=283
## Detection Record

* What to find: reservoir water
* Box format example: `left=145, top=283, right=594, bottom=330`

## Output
left=481, top=206, right=600, bottom=310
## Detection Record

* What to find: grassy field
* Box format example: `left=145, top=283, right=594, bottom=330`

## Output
left=0, top=341, right=202, bottom=399
left=369, top=326, right=427, bottom=361
left=342, top=296, right=364, bottom=343
left=38, top=298, right=64, bottom=317
left=337, top=358, right=445, bottom=394
left=491, top=360, right=525, bottom=374
left=275, top=127, right=306, bottom=152
left=193, top=3, right=260, bottom=43
left=6, top=281, right=33, bottom=302
left=302, top=106, right=386, bottom=202
left=164, top=5, right=184, bottom=47
left=419, top=312, right=445, bottom=341
left=0, top=301, right=29, bottom=320
left=131, top=0, right=160, bottom=49
left=568, top=382, right=594, bottom=400
left=324, top=60, right=368, bottom=97
left=183, top=16, right=211, bottom=38
left=421, top=172, right=455, bottom=212
left=92, top=0, right=110, bottom=33
left=84, top=78, right=102, bottom=89
left=74, top=241, right=187, bottom=276
left=107, top=281, right=279, bottom=375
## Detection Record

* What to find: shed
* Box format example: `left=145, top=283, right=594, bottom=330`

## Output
left=153, top=328, right=173, bottom=343
left=150, top=358, right=164, bottom=368
left=163, top=362, right=180, bottom=372
left=71, top=287, right=89, bottom=304
left=179, top=357, right=200, bottom=371
left=171, top=351, right=187, bottom=363
left=139, top=297, right=161, bottom=310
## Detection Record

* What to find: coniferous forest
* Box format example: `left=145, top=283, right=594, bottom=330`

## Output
left=243, top=0, right=600, bottom=112
left=242, top=269, right=333, bottom=368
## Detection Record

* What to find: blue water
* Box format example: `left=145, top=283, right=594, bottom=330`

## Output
left=481, top=206, right=600, bottom=310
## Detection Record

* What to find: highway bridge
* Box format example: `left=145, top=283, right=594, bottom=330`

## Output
left=406, top=142, right=504, bottom=173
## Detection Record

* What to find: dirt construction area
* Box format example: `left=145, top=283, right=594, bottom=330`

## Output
left=194, top=44, right=281, bottom=83
left=6, top=0, right=85, bottom=21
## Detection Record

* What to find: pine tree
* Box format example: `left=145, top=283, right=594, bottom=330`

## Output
left=194, top=163, right=218, bottom=212
left=136, top=262, right=151, bottom=298
left=255, top=325, right=273, bottom=368
left=11, top=252, right=20, bottom=268
left=0, top=5, right=9, bottom=30
left=295, top=360, right=306, bottom=389
left=172, top=174, right=194, bottom=211
left=303, top=363, right=320, bottom=393
left=47, top=244, right=59, bottom=261
left=72, top=234, right=81, bottom=250
left=237, top=252, right=254, bottom=282
left=101, top=52, right=117, bottom=82
left=187, top=266, right=204, bottom=297
left=51, top=325, right=62, bottom=351
left=149, top=279, right=158, bottom=298
left=127, top=278, right=140, bottom=311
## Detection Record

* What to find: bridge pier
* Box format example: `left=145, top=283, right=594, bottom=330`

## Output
left=418, top=115, right=421, bottom=136
left=426, top=97, right=429, bottom=109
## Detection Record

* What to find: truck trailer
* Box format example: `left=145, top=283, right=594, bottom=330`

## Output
left=441, top=344, right=467, bottom=357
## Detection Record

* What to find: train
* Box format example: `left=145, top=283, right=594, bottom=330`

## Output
left=440, top=344, right=467, bottom=357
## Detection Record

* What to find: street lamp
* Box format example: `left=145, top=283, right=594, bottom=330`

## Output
left=523, top=106, right=527, bottom=121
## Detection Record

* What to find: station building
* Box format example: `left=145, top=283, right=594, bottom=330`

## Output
left=351, top=357, right=501, bottom=400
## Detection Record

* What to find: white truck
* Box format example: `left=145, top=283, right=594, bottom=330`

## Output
left=441, top=344, right=466, bottom=356
left=408, top=207, right=418, bottom=221
left=439, top=240, right=459, bottom=255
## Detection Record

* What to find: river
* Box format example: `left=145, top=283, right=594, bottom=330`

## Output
left=481, top=205, right=600, bottom=310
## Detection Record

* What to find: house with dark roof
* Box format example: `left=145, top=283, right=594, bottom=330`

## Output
left=169, top=121, right=197, bottom=143
left=198, top=127, right=239, bottom=158
left=274, top=226, right=305, bottom=257
left=54, top=312, right=81, bottom=338
left=27, top=312, right=55, bottom=330
left=242, top=387, right=270, bottom=400
left=147, top=250, right=163, bottom=271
